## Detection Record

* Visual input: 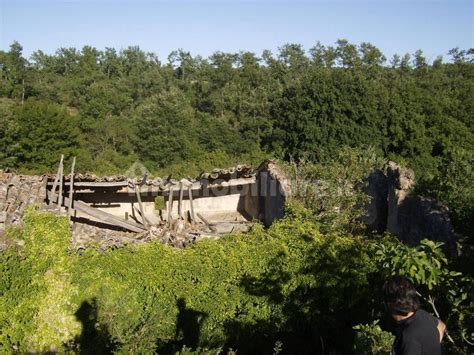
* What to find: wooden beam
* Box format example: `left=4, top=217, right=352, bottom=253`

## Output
left=188, top=185, right=195, bottom=224
left=47, top=191, right=146, bottom=233
left=58, top=157, right=64, bottom=207
left=47, top=176, right=255, bottom=191
left=49, top=154, right=64, bottom=205
left=48, top=181, right=128, bottom=188
left=134, top=182, right=149, bottom=229
left=68, top=156, right=76, bottom=217
left=197, top=212, right=217, bottom=233
left=167, top=186, right=174, bottom=227
left=178, top=182, right=184, bottom=220
left=133, top=206, right=151, bottom=227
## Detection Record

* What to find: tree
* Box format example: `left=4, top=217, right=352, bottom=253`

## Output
left=359, top=42, right=386, bottom=66
left=133, top=88, right=201, bottom=167
left=309, top=41, right=326, bottom=66
left=335, top=39, right=361, bottom=68
left=413, top=49, right=427, bottom=69
left=12, top=99, right=81, bottom=171
left=0, top=41, right=28, bottom=100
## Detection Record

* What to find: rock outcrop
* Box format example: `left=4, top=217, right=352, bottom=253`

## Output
left=363, top=169, right=388, bottom=234
left=365, top=162, right=457, bottom=249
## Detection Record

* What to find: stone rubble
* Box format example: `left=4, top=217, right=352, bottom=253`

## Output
left=0, top=165, right=256, bottom=252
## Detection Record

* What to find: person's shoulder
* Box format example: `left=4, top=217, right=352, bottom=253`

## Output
left=415, top=309, right=438, bottom=325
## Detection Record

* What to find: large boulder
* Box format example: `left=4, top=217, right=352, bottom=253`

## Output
left=364, top=162, right=457, bottom=250
left=362, top=169, right=388, bottom=234
left=386, top=161, right=416, bottom=237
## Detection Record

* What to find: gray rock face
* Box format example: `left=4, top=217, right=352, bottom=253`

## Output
left=365, top=162, right=457, bottom=249
left=386, top=161, right=416, bottom=237
left=395, top=195, right=456, bottom=246
left=363, top=169, right=388, bottom=234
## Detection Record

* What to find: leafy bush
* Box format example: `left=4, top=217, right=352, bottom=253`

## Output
left=353, top=320, right=394, bottom=354
left=0, top=204, right=472, bottom=353
left=0, top=208, right=80, bottom=352
left=375, top=237, right=474, bottom=352
left=284, top=146, right=386, bottom=234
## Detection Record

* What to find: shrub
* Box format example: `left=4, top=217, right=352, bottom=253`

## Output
left=353, top=320, right=394, bottom=355
left=0, top=205, right=472, bottom=353
left=0, top=208, right=80, bottom=352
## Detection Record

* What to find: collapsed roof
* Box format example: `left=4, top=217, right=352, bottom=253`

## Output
left=0, top=160, right=289, bottom=251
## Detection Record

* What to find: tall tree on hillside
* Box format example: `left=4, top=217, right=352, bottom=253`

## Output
left=0, top=41, right=27, bottom=101
left=359, top=42, right=386, bottom=66
left=12, top=99, right=81, bottom=171
left=336, top=39, right=361, bottom=68
left=133, top=88, right=201, bottom=167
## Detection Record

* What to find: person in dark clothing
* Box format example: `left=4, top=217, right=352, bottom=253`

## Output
left=383, top=276, right=446, bottom=355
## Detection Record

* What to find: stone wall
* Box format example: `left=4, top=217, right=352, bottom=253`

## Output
left=364, top=162, right=457, bottom=250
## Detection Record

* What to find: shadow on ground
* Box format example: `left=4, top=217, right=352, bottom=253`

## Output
left=67, top=298, right=117, bottom=354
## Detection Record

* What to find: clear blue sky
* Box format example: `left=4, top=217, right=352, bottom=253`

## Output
left=0, top=0, right=473, bottom=62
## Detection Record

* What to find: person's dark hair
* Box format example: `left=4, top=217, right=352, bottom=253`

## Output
left=383, top=275, right=420, bottom=316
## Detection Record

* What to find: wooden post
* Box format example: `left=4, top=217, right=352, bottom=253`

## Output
left=134, top=180, right=149, bottom=229
left=188, top=185, right=195, bottom=224
left=167, top=186, right=174, bottom=227
left=50, top=154, right=64, bottom=205
left=197, top=212, right=217, bottom=233
left=178, top=182, right=184, bottom=220
left=68, top=156, right=76, bottom=217
left=57, top=157, right=64, bottom=208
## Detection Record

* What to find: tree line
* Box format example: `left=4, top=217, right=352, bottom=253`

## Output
left=0, top=40, right=473, bottom=236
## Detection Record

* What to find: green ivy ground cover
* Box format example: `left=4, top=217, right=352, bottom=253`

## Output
left=0, top=204, right=472, bottom=354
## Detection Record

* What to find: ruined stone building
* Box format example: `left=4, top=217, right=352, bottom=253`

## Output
left=0, top=160, right=289, bottom=250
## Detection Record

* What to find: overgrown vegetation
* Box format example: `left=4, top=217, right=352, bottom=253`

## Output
left=1, top=40, right=473, bottom=353
left=0, top=206, right=472, bottom=353
left=1, top=40, right=472, bottom=237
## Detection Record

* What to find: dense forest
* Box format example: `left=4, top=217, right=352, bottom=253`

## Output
left=1, top=40, right=473, bottom=235
left=0, top=40, right=473, bottom=353
left=1, top=41, right=473, bottom=175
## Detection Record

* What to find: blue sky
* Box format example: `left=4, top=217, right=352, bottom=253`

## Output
left=0, top=0, right=472, bottom=62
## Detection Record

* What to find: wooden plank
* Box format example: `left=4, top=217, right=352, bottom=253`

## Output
left=133, top=206, right=151, bottom=227
left=178, top=182, right=184, bottom=219
left=188, top=185, right=195, bottom=224
left=47, top=191, right=146, bottom=233
left=46, top=176, right=255, bottom=191
left=196, top=212, right=217, bottom=233
left=48, top=181, right=128, bottom=188
left=167, top=186, right=174, bottom=227
left=68, top=156, right=76, bottom=216
left=58, top=157, right=64, bottom=207
left=49, top=155, right=64, bottom=205
left=134, top=182, right=149, bottom=229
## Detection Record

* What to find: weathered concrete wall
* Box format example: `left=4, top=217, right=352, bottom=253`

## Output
left=363, top=162, right=458, bottom=251
left=362, top=169, right=388, bottom=234
left=256, top=161, right=291, bottom=227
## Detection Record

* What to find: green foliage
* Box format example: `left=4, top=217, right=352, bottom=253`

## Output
left=375, top=239, right=451, bottom=290
left=0, top=209, right=80, bottom=352
left=0, top=98, right=19, bottom=167
left=1, top=39, right=474, bottom=352
left=285, top=146, right=386, bottom=234
left=353, top=320, right=394, bottom=355
left=154, top=195, right=165, bottom=210
left=1, top=206, right=473, bottom=353
left=1, top=99, right=81, bottom=172
left=375, top=237, right=474, bottom=350
left=420, top=148, right=474, bottom=239
left=0, top=208, right=376, bottom=353
left=2, top=40, right=472, bottom=181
